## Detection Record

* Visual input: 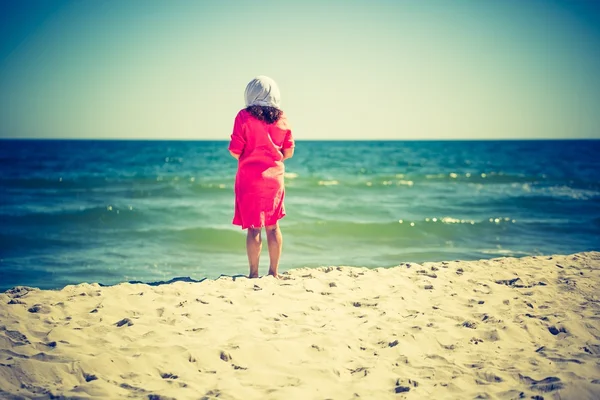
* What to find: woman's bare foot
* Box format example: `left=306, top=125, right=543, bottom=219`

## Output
left=268, top=271, right=280, bottom=279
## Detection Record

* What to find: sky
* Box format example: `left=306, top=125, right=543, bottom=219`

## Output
left=0, top=0, right=599, bottom=140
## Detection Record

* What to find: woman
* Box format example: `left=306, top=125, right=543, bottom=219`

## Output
left=228, top=76, right=295, bottom=278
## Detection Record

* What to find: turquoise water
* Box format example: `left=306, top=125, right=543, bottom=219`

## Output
left=1, top=140, right=599, bottom=290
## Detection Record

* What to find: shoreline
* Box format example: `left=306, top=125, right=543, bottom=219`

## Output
left=1, top=252, right=599, bottom=399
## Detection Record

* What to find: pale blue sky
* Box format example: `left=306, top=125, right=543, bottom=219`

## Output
left=1, top=0, right=599, bottom=140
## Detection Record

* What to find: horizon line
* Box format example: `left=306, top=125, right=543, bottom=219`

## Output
left=1, top=137, right=599, bottom=142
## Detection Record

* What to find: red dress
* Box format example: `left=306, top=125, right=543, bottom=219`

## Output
left=228, top=109, right=294, bottom=229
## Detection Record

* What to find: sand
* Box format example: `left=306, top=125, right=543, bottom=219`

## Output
left=1, top=252, right=599, bottom=400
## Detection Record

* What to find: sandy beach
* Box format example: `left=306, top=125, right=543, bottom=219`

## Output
left=1, top=252, right=599, bottom=399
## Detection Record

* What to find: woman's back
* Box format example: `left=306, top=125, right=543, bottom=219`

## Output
left=230, top=109, right=293, bottom=171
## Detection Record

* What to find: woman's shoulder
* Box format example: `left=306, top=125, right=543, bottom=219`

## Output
left=276, top=111, right=292, bottom=130
left=236, top=108, right=250, bottom=119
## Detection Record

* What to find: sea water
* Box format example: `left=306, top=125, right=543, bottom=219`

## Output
left=1, top=140, right=599, bottom=290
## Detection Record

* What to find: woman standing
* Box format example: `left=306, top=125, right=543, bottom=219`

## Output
left=228, top=76, right=295, bottom=278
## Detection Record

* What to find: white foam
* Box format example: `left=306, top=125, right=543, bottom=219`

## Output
left=318, top=180, right=339, bottom=186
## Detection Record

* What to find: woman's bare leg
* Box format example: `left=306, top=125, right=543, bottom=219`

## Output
left=265, top=223, right=282, bottom=277
left=246, top=227, right=262, bottom=278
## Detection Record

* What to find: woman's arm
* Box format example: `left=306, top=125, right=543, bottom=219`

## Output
left=282, top=148, right=294, bottom=161
left=228, top=112, right=245, bottom=160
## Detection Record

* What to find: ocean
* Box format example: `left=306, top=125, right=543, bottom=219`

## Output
left=1, top=139, right=599, bottom=291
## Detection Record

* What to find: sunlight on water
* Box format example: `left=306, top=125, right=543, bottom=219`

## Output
left=318, top=180, right=339, bottom=186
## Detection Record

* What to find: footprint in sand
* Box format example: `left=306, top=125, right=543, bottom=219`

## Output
left=115, top=318, right=134, bottom=327
left=583, top=344, right=600, bottom=355
left=473, top=283, right=492, bottom=295
left=462, top=321, right=477, bottom=329
left=89, top=303, right=103, bottom=313
left=469, top=337, right=484, bottom=345
left=349, top=366, right=369, bottom=377
left=394, top=378, right=418, bottom=393
left=416, top=270, right=438, bottom=279
left=202, top=389, right=221, bottom=399
left=468, top=299, right=485, bottom=305
left=519, top=374, right=563, bottom=393
left=120, top=382, right=149, bottom=394
left=2, top=329, right=30, bottom=346
left=27, top=304, right=51, bottom=314
left=547, top=325, right=567, bottom=336
left=475, top=371, right=504, bottom=384
left=352, top=301, right=378, bottom=308
left=6, top=287, right=38, bottom=298
left=220, top=351, right=232, bottom=362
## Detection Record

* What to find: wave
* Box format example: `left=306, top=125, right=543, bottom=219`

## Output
left=117, top=226, right=244, bottom=252
left=0, top=233, right=74, bottom=254
left=284, top=218, right=517, bottom=240
left=0, top=176, right=236, bottom=200
left=0, top=176, right=110, bottom=190
left=0, top=205, right=145, bottom=228
left=286, top=214, right=600, bottom=241
left=464, top=191, right=600, bottom=214
left=3, top=172, right=598, bottom=203
left=530, top=185, right=600, bottom=201
left=285, top=173, right=600, bottom=192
